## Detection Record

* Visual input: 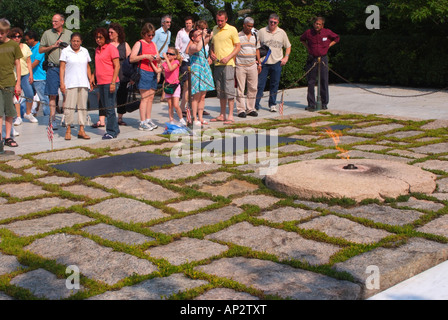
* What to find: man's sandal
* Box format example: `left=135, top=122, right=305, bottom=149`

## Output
left=4, top=138, right=18, bottom=147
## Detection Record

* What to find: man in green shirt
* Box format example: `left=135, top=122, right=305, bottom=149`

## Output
left=39, top=13, right=72, bottom=129
left=0, top=18, right=22, bottom=147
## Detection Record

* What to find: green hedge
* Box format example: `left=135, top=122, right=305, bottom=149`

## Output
left=330, top=34, right=448, bottom=88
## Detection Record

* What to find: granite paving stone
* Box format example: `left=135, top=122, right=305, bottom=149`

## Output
left=37, top=176, right=77, bottom=185
left=329, top=204, right=424, bottom=226
left=5, top=159, right=33, bottom=168
left=395, top=197, right=445, bottom=212
left=205, top=221, right=340, bottom=265
left=333, top=238, right=448, bottom=299
left=0, top=171, right=21, bottom=179
left=258, top=207, right=320, bottom=223
left=23, top=167, right=47, bottom=175
left=166, top=199, right=216, bottom=212
left=195, top=288, right=259, bottom=300
left=387, top=149, right=427, bottom=159
left=343, top=150, right=410, bottom=163
left=62, top=184, right=112, bottom=199
left=110, top=142, right=178, bottom=155
left=0, top=292, right=13, bottom=300
left=289, top=134, right=319, bottom=141
left=88, top=273, right=208, bottom=300
left=315, top=136, right=370, bottom=147
left=0, top=198, right=83, bottom=220
left=146, top=237, right=228, bottom=265
left=85, top=139, right=140, bottom=150
left=0, top=253, right=25, bottom=275
left=352, top=145, right=390, bottom=151
left=277, top=144, right=312, bottom=153
left=92, top=176, right=180, bottom=202
left=150, top=206, right=242, bottom=235
left=87, top=197, right=169, bottom=223
left=436, top=177, right=448, bottom=192
left=9, top=268, right=82, bottom=300
left=195, top=257, right=361, bottom=300
left=298, top=215, right=392, bottom=244
left=145, top=163, right=220, bottom=180
left=3, top=213, right=95, bottom=237
left=231, top=194, right=280, bottom=209
left=415, top=160, right=448, bottom=173
left=416, top=215, right=448, bottom=238
left=82, top=223, right=155, bottom=245
left=184, top=172, right=233, bottom=187
left=384, top=131, right=423, bottom=139
left=0, top=182, right=50, bottom=198
left=32, top=149, right=94, bottom=161
left=276, top=126, right=301, bottom=135
left=348, top=123, right=404, bottom=134
left=24, top=233, right=158, bottom=285
left=198, top=180, right=259, bottom=197
left=410, top=143, right=448, bottom=154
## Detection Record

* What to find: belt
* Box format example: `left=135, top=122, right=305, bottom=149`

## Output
left=48, top=62, right=60, bottom=68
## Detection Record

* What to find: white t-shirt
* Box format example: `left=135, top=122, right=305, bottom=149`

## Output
left=175, top=28, right=191, bottom=62
left=59, top=46, right=91, bottom=89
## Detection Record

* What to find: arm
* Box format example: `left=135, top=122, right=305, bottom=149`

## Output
left=256, top=49, right=262, bottom=73
left=14, top=59, right=22, bottom=95
left=163, top=55, right=179, bottom=72
left=125, top=42, right=132, bottom=57
left=110, top=57, right=120, bottom=93
left=280, top=46, right=291, bottom=66
left=219, top=42, right=241, bottom=65
left=87, top=64, right=94, bottom=91
left=59, top=61, right=66, bottom=95
left=129, top=41, right=155, bottom=64
left=26, top=56, right=34, bottom=84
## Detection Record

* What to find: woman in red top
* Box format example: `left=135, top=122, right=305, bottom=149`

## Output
left=130, top=23, right=161, bottom=131
left=93, top=27, right=120, bottom=139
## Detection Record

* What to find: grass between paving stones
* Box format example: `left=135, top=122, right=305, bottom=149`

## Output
left=0, top=113, right=447, bottom=299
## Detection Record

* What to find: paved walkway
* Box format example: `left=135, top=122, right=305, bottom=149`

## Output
left=0, top=84, right=447, bottom=301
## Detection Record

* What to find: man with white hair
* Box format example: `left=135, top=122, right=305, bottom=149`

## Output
left=235, top=17, right=259, bottom=118
left=154, top=14, right=172, bottom=102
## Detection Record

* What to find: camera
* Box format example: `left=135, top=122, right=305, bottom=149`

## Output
left=59, top=42, right=69, bottom=48
left=206, top=28, right=212, bottom=34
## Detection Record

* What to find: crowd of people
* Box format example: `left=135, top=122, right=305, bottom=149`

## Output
left=0, top=12, right=339, bottom=148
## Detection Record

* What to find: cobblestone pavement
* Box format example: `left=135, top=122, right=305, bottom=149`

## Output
left=1, top=95, right=448, bottom=301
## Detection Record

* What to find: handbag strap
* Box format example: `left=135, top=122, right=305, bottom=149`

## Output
left=159, top=32, right=169, bottom=54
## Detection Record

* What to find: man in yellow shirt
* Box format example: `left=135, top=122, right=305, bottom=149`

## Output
left=210, top=10, right=241, bottom=124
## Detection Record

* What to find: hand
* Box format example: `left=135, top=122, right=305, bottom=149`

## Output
left=110, top=82, right=116, bottom=93
left=29, top=75, right=34, bottom=84
left=14, top=85, right=22, bottom=96
left=257, top=64, right=262, bottom=74
left=220, top=56, right=230, bottom=65
left=163, top=52, right=168, bottom=60
left=60, top=84, right=66, bottom=95
left=210, top=52, right=217, bottom=61
left=281, top=56, right=289, bottom=66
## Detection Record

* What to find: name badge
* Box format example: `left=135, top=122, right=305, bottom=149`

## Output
left=322, top=37, right=328, bottom=41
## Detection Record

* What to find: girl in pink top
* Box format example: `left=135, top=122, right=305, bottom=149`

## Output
left=154, top=47, right=185, bottom=125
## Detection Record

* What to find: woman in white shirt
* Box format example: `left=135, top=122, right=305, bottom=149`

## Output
left=59, top=32, right=93, bottom=140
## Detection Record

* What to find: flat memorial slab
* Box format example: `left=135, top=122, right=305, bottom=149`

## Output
left=52, top=152, right=174, bottom=178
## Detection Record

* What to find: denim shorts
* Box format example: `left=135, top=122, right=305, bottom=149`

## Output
left=138, top=69, right=158, bottom=91
left=44, top=67, right=60, bottom=96
left=21, top=74, right=34, bottom=99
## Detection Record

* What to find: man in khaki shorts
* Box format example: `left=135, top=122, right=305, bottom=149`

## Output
left=0, top=18, right=22, bottom=148
left=210, top=10, right=241, bottom=124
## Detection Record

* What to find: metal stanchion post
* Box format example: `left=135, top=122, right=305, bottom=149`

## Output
left=188, top=67, right=192, bottom=111
left=316, top=57, right=322, bottom=111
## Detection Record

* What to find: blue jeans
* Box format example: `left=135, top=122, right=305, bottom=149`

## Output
left=32, top=80, right=50, bottom=116
left=98, top=84, right=119, bottom=138
left=255, top=61, right=282, bottom=109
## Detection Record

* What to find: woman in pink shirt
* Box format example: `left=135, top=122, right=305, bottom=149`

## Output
left=93, top=27, right=120, bottom=139
left=129, top=23, right=161, bottom=131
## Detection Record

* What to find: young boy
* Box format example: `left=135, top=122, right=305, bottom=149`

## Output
left=0, top=18, right=22, bottom=147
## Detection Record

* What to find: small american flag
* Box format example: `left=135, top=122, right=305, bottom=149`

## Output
left=279, top=90, right=284, bottom=116
left=186, top=107, right=192, bottom=124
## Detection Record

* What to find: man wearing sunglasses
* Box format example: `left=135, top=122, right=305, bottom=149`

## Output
left=154, top=14, right=172, bottom=102
left=255, top=13, right=291, bottom=113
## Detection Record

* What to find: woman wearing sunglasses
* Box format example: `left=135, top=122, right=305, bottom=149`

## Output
left=129, top=23, right=161, bottom=131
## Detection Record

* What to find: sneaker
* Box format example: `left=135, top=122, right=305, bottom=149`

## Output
left=247, top=111, right=258, bottom=117
left=146, top=119, right=158, bottom=130
left=24, top=113, right=38, bottom=123
left=102, top=133, right=115, bottom=140
left=193, top=120, right=202, bottom=127
left=13, top=117, right=22, bottom=126
left=305, top=106, right=316, bottom=112
left=138, top=122, right=153, bottom=131
left=322, top=105, right=328, bottom=110
left=237, top=112, right=247, bottom=118
left=12, top=128, right=20, bottom=136
left=269, top=105, right=277, bottom=112
left=179, top=118, right=187, bottom=126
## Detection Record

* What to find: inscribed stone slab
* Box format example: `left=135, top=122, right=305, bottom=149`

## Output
left=298, top=215, right=392, bottom=244
left=146, top=237, right=228, bottom=265
left=3, top=213, right=95, bottom=237
left=82, top=223, right=155, bottom=245
left=24, top=234, right=158, bottom=285
left=92, top=176, right=180, bottom=202
left=205, top=222, right=340, bottom=265
left=150, top=206, right=242, bottom=235
left=10, top=268, right=82, bottom=300
left=0, top=198, right=83, bottom=220
left=88, top=273, right=208, bottom=300
left=87, top=197, right=169, bottom=223
left=195, top=257, right=360, bottom=300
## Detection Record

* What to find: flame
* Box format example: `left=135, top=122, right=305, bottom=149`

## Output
left=324, top=127, right=350, bottom=160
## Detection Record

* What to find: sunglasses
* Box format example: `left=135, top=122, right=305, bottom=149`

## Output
left=166, top=52, right=176, bottom=56
left=269, top=21, right=278, bottom=24
left=145, top=33, right=155, bottom=37
left=12, top=35, right=22, bottom=39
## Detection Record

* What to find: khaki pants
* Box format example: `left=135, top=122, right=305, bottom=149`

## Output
left=64, top=87, right=88, bottom=125
left=235, top=63, right=258, bottom=114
